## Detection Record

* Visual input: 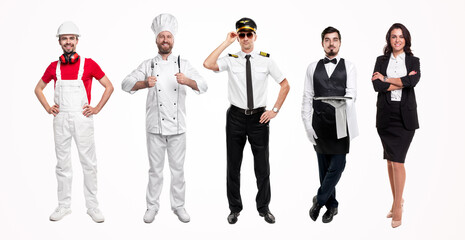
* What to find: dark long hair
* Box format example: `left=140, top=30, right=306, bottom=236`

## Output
left=383, top=23, right=413, bottom=56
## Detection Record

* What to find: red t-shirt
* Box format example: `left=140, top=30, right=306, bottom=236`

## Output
left=41, top=58, right=105, bottom=104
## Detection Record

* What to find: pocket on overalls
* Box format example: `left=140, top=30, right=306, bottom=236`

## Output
left=53, top=113, right=65, bottom=137
left=75, top=114, right=94, bottom=138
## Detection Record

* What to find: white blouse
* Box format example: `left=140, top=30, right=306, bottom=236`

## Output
left=386, top=52, right=407, bottom=101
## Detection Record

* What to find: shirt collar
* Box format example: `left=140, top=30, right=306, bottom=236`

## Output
left=239, top=50, right=256, bottom=59
left=155, top=52, right=176, bottom=61
left=390, top=52, right=405, bottom=61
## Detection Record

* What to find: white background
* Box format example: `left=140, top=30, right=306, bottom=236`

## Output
left=1, top=0, right=464, bottom=239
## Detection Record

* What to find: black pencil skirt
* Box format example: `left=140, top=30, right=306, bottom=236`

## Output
left=377, top=102, right=415, bottom=163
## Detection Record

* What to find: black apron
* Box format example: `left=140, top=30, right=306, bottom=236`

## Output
left=312, top=58, right=349, bottom=154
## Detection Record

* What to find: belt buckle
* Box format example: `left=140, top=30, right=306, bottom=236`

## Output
left=244, top=109, right=253, bottom=115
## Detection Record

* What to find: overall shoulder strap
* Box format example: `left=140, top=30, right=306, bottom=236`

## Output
left=56, top=61, right=62, bottom=81
left=77, top=58, right=86, bottom=80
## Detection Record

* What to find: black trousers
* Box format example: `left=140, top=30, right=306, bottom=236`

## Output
left=226, top=106, right=270, bottom=213
left=316, top=153, right=346, bottom=208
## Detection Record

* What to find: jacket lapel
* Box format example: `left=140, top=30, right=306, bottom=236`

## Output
left=405, top=55, right=412, bottom=72
left=380, top=56, right=392, bottom=103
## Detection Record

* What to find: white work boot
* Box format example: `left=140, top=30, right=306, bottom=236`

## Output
left=143, top=209, right=158, bottom=223
left=87, top=208, right=105, bottom=223
left=49, top=206, right=72, bottom=221
left=174, top=208, right=190, bottom=223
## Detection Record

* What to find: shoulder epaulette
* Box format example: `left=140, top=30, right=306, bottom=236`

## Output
left=259, top=51, right=270, bottom=57
left=228, top=54, right=239, bottom=58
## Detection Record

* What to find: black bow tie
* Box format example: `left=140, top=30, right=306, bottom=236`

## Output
left=323, top=58, right=337, bottom=64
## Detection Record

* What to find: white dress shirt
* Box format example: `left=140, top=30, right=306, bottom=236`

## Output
left=301, top=55, right=359, bottom=144
left=216, top=50, right=285, bottom=109
left=122, top=53, right=207, bottom=135
left=386, top=52, right=407, bottom=101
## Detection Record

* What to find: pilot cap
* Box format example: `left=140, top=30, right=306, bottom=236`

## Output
left=236, top=17, right=257, bottom=32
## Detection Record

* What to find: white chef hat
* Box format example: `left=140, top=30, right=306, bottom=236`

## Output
left=151, top=13, right=178, bottom=37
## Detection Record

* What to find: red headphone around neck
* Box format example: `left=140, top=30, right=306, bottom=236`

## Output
left=59, top=52, right=80, bottom=64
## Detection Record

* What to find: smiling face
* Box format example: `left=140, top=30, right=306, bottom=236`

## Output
left=156, top=31, right=174, bottom=54
left=59, top=34, right=78, bottom=54
left=322, top=32, right=340, bottom=58
left=390, top=28, right=405, bottom=54
left=237, top=30, right=256, bottom=53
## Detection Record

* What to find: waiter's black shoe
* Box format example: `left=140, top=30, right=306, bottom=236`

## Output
left=259, top=211, right=275, bottom=224
left=227, top=212, right=240, bottom=224
left=309, top=196, right=322, bottom=221
left=322, top=207, right=338, bottom=223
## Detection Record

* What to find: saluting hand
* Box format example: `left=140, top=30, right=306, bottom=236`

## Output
left=82, top=104, right=99, bottom=117
left=48, top=104, right=60, bottom=116
left=226, top=32, right=238, bottom=44
left=145, top=76, right=157, bottom=88
left=260, top=110, right=277, bottom=124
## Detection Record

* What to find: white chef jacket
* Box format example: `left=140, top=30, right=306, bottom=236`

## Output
left=301, top=55, right=359, bottom=144
left=387, top=52, right=407, bottom=101
left=216, top=50, right=285, bottom=109
left=122, top=53, right=207, bottom=135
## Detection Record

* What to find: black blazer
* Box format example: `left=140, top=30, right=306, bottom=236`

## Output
left=372, top=54, right=421, bottom=130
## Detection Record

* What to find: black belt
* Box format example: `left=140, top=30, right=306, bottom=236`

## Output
left=230, top=105, right=265, bottom=115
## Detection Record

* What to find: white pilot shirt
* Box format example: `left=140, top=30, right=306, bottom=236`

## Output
left=122, top=53, right=207, bottom=135
left=386, top=52, right=407, bottom=101
left=301, top=55, right=359, bottom=144
left=216, top=50, right=285, bottom=109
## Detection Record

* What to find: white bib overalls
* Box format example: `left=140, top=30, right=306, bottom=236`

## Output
left=53, top=59, right=99, bottom=209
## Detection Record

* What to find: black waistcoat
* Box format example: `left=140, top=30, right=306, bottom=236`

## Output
left=314, top=58, right=347, bottom=97
left=312, top=59, right=349, bottom=154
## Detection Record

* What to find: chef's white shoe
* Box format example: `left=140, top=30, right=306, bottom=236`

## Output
left=143, top=209, right=158, bottom=223
left=49, top=206, right=71, bottom=221
left=87, top=208, right=105, bottom=223
left=174, top=208, right=190, bottom=223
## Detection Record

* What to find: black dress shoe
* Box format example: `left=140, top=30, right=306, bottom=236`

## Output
left=259, top=211, right=275, bottom=224
left=227, top=212, right=240, bottom=224
left=322, top=207, right=338, bottom=223
left=309, top=196, right=322, bottom=221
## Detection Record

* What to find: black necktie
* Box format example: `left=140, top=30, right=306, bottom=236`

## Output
left=323, top=58, right=337, bottom=64
left=245, top=55, right=254, bottom=110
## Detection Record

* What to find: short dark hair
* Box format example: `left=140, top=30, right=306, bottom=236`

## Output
left=321, top=26, right=341, bottom=41
left=383, top=23, right=413, bottom=56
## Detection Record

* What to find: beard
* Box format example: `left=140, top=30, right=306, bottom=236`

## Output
left=157, top=41, right=173, bottom=54
left=326, top=48, right=338, bottom=57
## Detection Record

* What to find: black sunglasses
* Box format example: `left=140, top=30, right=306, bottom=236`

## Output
left=238, top=32, right=254, bottom=39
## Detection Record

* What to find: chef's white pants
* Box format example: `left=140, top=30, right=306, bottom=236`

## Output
left=146, top=132, right=186, bottom=211
left=53, top=112, right=99, bottom=209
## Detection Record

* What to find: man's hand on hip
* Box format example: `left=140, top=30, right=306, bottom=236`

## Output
left=48, top=104, right=60, bottom=116
left=260, top=110, right=277, bottom=124
left=83, top=104, right=99, bottom=117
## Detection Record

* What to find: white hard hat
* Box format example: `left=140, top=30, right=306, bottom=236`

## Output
left=151, top=13, right=178, bottom=37
left=56, top=21, right=80, bottom=37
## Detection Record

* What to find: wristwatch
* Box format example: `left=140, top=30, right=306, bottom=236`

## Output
left=383, top=76, right=388, bottom=82
left=272, top=107, right=279, bottom=113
